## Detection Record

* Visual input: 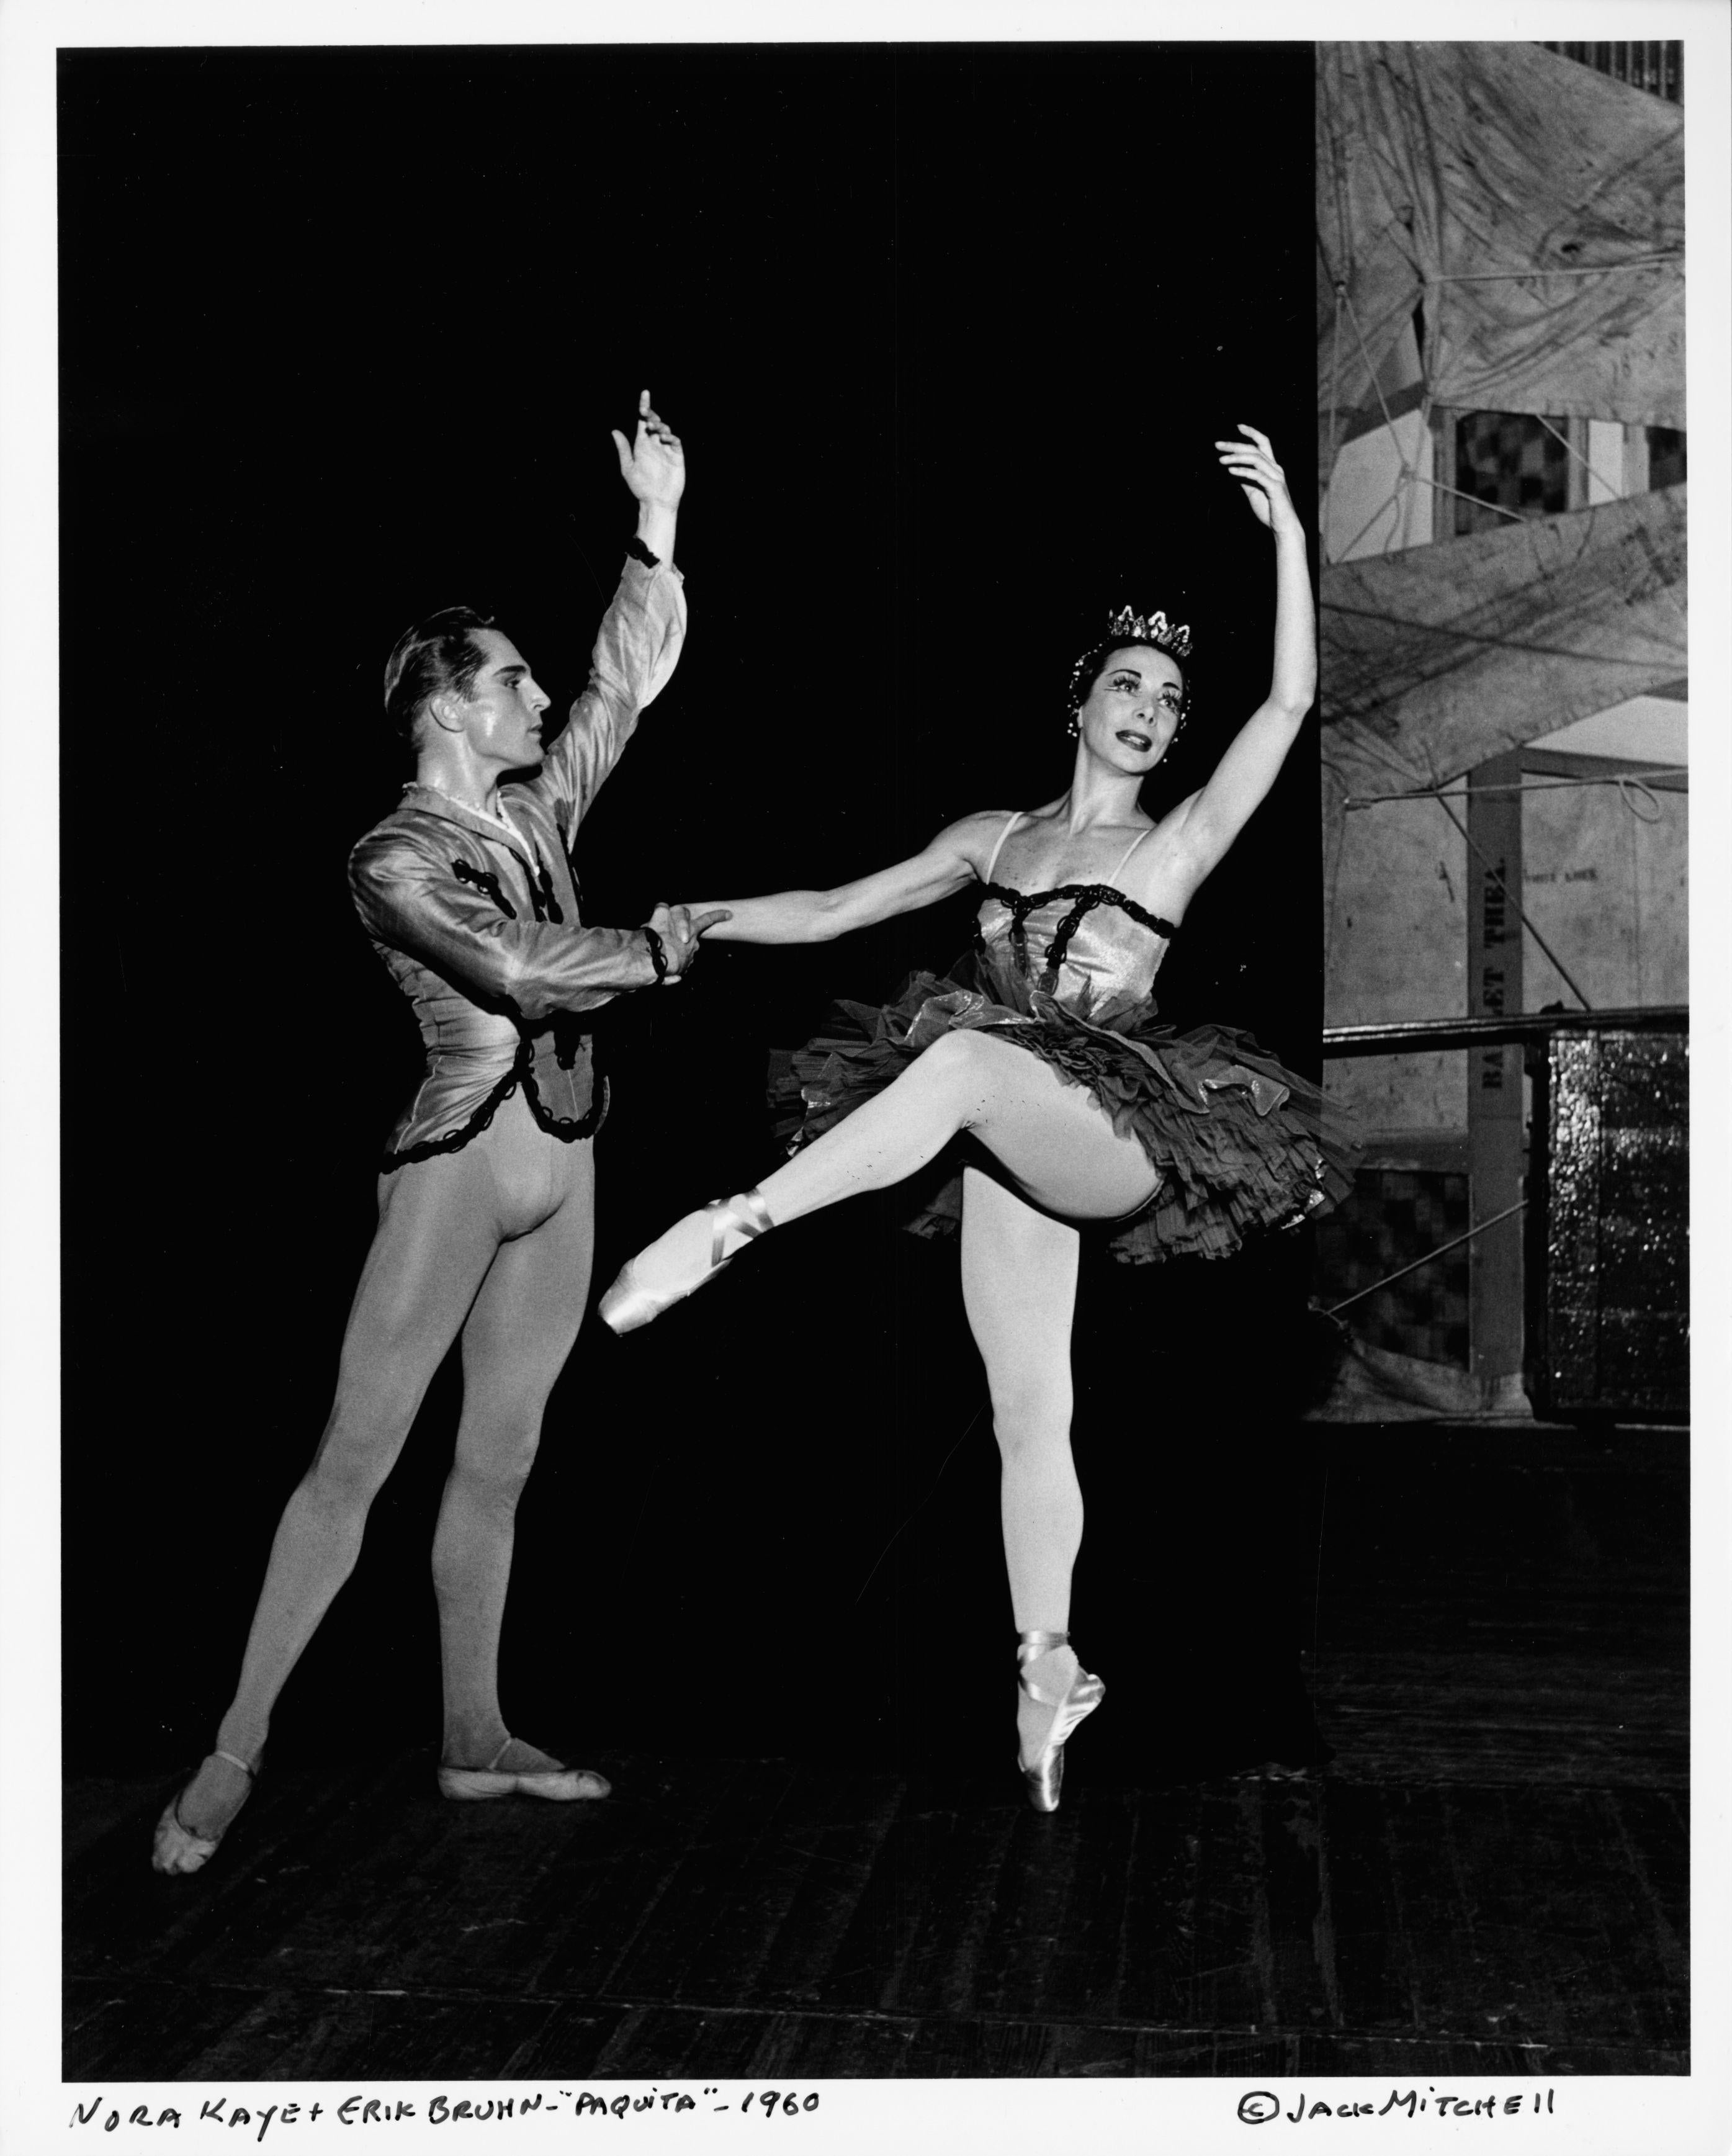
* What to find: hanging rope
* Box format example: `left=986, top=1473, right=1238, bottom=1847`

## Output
left=1341, top=287, right=1408, bottom=447
left=1340, top=286, right=1530, bottom=530
left=1330, top=281, right=1649, bottom=543
left=1403, top=467, right=1532, bottom=526
left=1332, top=467, right=1414, bottom=564
left=1327, top=282, right=1347, bottom=478
left=1324, top=328, right=1431, bottom=561
left=1327, top=726, right=1443, bottom=811
left=1344, top=768, right=1682, bottom=822
left=1326, top=280, right=1421, bottom=565
left=1533, top=411, right=1617, bottom=499
left=1613, top=771, right=1669, bottom=824
left=1430, top=794, right=1594, bottom=1010
left=1327, top=1198, right=1529, bottom=1316
left=1336, top=290, right=1448, bottom=540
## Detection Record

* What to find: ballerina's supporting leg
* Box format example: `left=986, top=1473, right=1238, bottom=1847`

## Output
left=958, top=1169, right=1084, bottom=1635
left=603, top=1028, right=1160, bottom=1321
left=957, top=1167, right=1097, bottom=1783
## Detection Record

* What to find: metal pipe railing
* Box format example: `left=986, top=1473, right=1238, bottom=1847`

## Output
left=1322, top=1005, right=1687, bottom=1059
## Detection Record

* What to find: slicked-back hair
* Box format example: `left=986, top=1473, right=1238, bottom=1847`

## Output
left=383, top=605, right=498, bottom=751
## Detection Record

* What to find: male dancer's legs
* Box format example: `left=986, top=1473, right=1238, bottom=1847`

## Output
left=436, top=1131, right=593, bottom=1771
left=176, top=1094, right=590, bottom=1838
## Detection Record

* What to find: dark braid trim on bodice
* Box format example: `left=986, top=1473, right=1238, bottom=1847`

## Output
left=451, top=848, right=565, bottom=926
left=974, top=881, right=1179, bottom=994
left=527, top=851, right=564, bottom=925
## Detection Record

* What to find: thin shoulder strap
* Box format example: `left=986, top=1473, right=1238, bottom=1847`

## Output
left=1108, top=823, right=1159, bottom=886
left=982, top=810, right=1025, bottom=885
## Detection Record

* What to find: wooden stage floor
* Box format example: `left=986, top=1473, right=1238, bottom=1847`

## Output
left=63, top=1426, right=1688, bottom=2082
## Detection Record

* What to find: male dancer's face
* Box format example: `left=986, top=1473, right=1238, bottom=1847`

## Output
left=451, top=628, right=554, bottom=773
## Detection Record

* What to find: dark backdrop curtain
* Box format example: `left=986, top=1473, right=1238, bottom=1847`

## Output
left=59, top=42, right=1325, bottom=1782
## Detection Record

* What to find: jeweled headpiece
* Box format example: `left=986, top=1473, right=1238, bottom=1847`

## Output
left=1103, top=606, right=1192, bottom=662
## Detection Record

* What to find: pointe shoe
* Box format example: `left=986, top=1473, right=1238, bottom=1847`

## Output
left=437, top=1738, right=611, bottom=1802
left=1016, top=1629, right=1104, bottom=1814
left=598, top=1187, right=774, bottom=1335
left=151, top=1749, right=257, bottom=1875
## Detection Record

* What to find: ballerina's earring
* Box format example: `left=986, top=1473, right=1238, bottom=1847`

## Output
left=1066, top=713, right=1081, bottom=739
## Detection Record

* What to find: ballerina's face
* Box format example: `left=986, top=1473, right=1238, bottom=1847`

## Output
left=1076, top=646, right=1186, bottom=773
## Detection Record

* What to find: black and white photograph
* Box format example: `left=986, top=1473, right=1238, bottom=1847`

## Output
left=2, top=3, right=1728, bottom=2149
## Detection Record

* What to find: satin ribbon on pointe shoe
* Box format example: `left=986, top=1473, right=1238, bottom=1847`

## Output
left=151, top=1749, right=257, bottom=1875
left=1016, top=1628, right=1105, bottom=1814
left=598, top=1188, right=774, bottom=1335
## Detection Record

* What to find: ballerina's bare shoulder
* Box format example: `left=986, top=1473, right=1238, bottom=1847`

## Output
left=979, top=793, right=1206, bottom=925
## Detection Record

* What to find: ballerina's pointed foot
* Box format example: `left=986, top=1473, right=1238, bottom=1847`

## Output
left=598, top=1188, right=774, bottom=1335
left=437, top=1736, right=610, bottom=1802
left=151, top=1748, right=258, bottom=1875
left=1016, top=1630, right=1104, bottom=1814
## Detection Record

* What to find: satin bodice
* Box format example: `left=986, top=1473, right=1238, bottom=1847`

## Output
left=969, top=811, right=1177, bottom=1004
left=973, top=881, right=1175, bottom=1004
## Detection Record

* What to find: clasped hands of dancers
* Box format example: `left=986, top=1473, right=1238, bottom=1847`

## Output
left=157, top=403, right=1341, bottom=1874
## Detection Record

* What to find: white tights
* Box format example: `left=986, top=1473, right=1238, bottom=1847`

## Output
left=179, top=1094, right=595, bottom=1838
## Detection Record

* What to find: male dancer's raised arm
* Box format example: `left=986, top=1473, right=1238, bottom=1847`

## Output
left=351, top=392, right=717, bottom=1031
left=532, top=390, right=689, bottom=827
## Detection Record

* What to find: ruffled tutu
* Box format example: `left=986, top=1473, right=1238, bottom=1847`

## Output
left=768, top=950, right=1358, bottom=1265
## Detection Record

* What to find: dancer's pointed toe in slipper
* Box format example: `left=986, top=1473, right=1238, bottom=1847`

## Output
left=151, top=1749, right=258, bottom=1874
left=1016, top=1630, right=1105, bottom=1813
left=599, top=1188, right=774, bottom=1334
left=437, top=1737, right=610, bottom=1802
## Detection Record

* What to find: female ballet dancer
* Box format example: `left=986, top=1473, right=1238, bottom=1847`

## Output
left=599, top=426, right=1353, bottom=1810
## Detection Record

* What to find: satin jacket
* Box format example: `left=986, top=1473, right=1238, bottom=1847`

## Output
left=349, top=553, right=686, bottom=1171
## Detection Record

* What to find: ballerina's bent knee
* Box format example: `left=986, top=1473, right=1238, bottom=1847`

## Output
left=598, top=1031, right=1160, bottom=1334
left=598, top=1035, right=988, bottom=1333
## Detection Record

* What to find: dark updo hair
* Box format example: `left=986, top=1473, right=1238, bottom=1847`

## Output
left=1065, top=636, right=1193, bottom=735
left=383, top=604, right=498, bottom=750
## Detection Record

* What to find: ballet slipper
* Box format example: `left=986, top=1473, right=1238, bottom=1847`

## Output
left=598, top=1188, right=774, bottom=1334
left=151, top=1750, right=257, bottom=1875
left=1016, top=1630, right=1105, bottom=1813
left=437, top=1738, right=610, bottom=1802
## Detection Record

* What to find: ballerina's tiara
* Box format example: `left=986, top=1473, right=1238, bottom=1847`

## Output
left=1103, top=605, right=1193, bottom=662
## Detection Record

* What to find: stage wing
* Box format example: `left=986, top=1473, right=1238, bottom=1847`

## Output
left=1317, top=42, right=1685, bottom=479
left=1319, top=485, right=1687, bottom=800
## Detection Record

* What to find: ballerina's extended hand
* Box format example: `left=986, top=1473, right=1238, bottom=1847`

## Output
left=1213, top=423, right=1301, bottom=536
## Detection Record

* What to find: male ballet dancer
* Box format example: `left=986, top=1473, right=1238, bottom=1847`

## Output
left=154, top=393, right=717, bottom=1871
